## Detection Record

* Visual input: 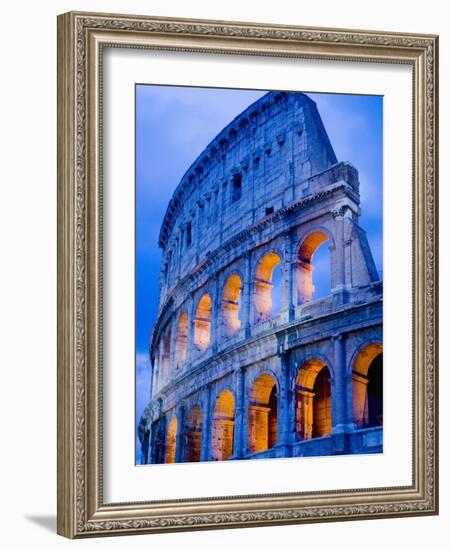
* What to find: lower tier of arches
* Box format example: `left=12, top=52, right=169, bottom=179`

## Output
left=141, top=339, right=383, bottom=464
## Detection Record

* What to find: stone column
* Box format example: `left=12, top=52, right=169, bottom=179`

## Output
left=178, top=227, right=185, bottom=280
left=232, top=367, right=245, bottom=458
left=331, top=206, right=346, bottom=292
left=219, top=178, right=227, bottom=246
left=169, top=326, right=177, bottom=379
left=211, top=277, right=220, bottom=352
left=175, top=404, right=185, bottom=463
left=344, top=237, right=353, bottom=288
left=277, top=351, right=293, bottom=453
left=281, top=231, right=295, bottom=322
left=295, top=389, right=315, bottom=440
left=242, top=251, right=253, bottom=337
left=331, top=333, right=351, bottom=433
left=187, top=297, right=196, bottom=363
left=248, top=405, right=271, bottom=453
left=351, top=372, right=369, bottom=428
left=200, top=384, right=212, bottom=461
left=296, top=260, right=314, bottom=305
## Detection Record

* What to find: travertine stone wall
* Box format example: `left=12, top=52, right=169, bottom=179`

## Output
left=139, top=91, right=383, bottom=464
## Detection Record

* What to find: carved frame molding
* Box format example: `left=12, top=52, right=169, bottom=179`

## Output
left=57, top=11, right=438, bottom=538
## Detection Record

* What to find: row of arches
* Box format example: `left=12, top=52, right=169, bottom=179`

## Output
left=158, top=346, right=383, bottom=463
left=155, top=234, right=333, bottom=386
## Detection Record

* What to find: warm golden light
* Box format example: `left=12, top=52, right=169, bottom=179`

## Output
left=254, top=252, right=281, bottom=321
left=165, top=417, right=177, bottom=464
left=194, top=294, right=212, bottom=351
left=175, top=312, right=188, bottom=369
left=297, top=231, right=328, bottom=304
left=295, top=359, right=332, bottom=439
left=248, top=374, right=278, bottom=453
left=221, top=273, right=243, bottom=338
left=211, top=390, right=235, bottom=461
left=352, top=343, right=383, bottom=428
left=185, top=405, right=202, bottom=463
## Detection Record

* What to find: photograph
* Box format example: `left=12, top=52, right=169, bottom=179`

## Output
left=136, top=85, right=383, bottom=465
left=54, top=9, right=438, bottom=539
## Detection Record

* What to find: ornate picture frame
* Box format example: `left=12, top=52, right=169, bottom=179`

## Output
left=57, top=11, right=438, bottom=538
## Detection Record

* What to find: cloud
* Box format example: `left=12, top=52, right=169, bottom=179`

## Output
left=136, top=351, right=150, bottom=372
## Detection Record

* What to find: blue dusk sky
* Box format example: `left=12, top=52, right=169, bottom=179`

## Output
left=135, top=85, right=383, bottom=462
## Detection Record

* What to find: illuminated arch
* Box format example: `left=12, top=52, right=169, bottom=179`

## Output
left=254, top=252, right=282, bottom=321
left=352, top=343, right=383, bottom=428
left=248, top=373, right=278, bottom=453
left=211, top=390, right=235, bottom=461
left=184, top=404, right=202, bottom=463
left=295, top=359, right=332, bottom=439
left=194, top=294, right=212, bottom=351
left=165, top=417, right=177, bottom=464
left=175, top=312, right=188, bottom=369
left=297, top=230, right=331, bottom=304
left=221, top=273, right=243, bottom=338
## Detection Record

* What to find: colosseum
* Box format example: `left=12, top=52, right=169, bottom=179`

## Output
left=138, top=90, right=383, bottom=465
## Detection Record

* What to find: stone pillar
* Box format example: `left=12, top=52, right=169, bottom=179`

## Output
left=211, top=418, right=235, bottom=461
left=331, top=207, right=346, bottom=292
left=169, top=326, right=177, bottom=378
left=219, top=178, right=227, bottom=246
left=140, top=429, right=150, bottom=465
left=352, top=372, right=369, bottom=428
left=200, top=384, right=212, bottom=461
left=211, top=277, right=220, bottom=352
left=297, top=260, right=314, bottom=305
left=281, top=231, right=295, bottom=321
left=242, top=251, right=253, bottom=337
left=295, top=389, right=315, bottom=440
left=187, top=297, right=196, bottom=363
left=278, top=351, right=293, bottom=453
left=344, top=237, right=353, bottom=288
left=331, top=333, right=351, bottom=433
left=175, top=404, right=185, bottom=463
left=178, top=226, right=185, bottom=279
left=248, top=405, right=271, bottom=453
left=232, top=367, right=245, bottom=458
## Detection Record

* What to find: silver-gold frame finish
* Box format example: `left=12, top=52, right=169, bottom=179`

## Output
left=57, top=11, right=439, bottom=539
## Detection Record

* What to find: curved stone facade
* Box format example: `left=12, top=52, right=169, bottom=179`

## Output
left=139, top=91, right=383, bottom=464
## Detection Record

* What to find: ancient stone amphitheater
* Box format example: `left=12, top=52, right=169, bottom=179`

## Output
left=139, top=90, right=383, bottom=464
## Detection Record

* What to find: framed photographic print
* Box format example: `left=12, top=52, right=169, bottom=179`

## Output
left=57, top=11, right=439, bottom=538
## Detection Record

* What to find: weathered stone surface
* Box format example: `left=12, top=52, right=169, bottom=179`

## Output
left=140, top=91, right=383, bottom=464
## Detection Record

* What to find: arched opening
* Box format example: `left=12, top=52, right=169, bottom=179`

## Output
left=211, top=390, right=235, bottom=461
left=295, top=359, right=332, bottom=440
left=194, top=294, right=212, bottom=351
left=185, top=405, right=202, bottom=463
left=165, top=417, right=177, bottom=464
left=297, top=231, right=331, bottom=304
left=368, top=354, right=383, bottom=426
left=254, top=252, right=282, bottom=322
left=352, top=344, right=383, bottom=428
left=248, top=373, right=278, bottom=453
left=175, top=312, right=188, bottom=370
left=221, top=274, right=243, bottom=338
